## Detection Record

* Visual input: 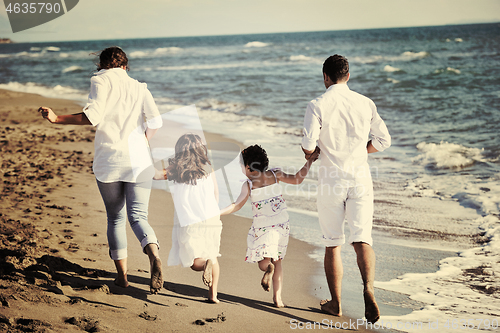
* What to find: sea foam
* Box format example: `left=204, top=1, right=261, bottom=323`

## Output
left=244, top=41, right=269, bottom=48
left=413, top=141, right=484, bottom=169
left=387, top=78, right=400, bottom=84
left=399, top=51, right=430, bottom=61
left=377, top=213, right=500, bottom=332
left=155, top=47, right=182, bottom=54
left=0, top=82, right=87, bottom=102
left=386, top=154, right=500, bottom=331
left=289, top=55, right=312, bottom=62
left=62, top=65, right=84, bottom=74
left=156, top=61, right=262, bottom=71
left=378, top=174, right=500, bottom=331
left=44, top=46, right=60, bottom=52
left=352, top=51, right=430, bottom=64
left=446, top=67, right=461, bottom=74
left=383, top=65, right=401, bottom=72
left=129, top=47, right=183, bottom=58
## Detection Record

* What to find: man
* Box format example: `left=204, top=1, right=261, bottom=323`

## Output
left=301, top=55, right=391, bottom=323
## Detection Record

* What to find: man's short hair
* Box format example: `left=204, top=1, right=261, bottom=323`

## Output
left=323, top=55, right=349, bottom=83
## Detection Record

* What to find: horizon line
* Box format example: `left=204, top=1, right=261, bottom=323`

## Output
left=2, top=20, right=499, bottom=44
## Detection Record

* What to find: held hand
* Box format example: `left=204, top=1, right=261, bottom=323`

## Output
left=153, top=168, right=166, bottom=180
left=307, top=146, right=321, bottom=162
left=38, top=107, right=58, bottom=123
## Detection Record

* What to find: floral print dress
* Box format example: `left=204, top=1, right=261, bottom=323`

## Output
left=245, top=169, right=290, bottom=263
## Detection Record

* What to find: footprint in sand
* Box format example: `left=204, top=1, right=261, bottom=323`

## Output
left=15, top=318, right=51, bottom=332
left=139, top=312, right=157, bottom=321
left=76, top=284, right=110, bottom=294
left=205, top=313, right=226, bottom=323
left=175, top=302, right=188, bottom=307
left=0, top=295, right=10, bottom=307
left=65, top=316, right=102, bottom=332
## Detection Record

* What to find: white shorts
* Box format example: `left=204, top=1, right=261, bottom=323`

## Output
left=317, top=181, right=374, bottom=247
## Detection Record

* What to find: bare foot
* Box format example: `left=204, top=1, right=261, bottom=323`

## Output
left=114, top=277, right=129, bottom=288
left=202, top=259, right=213, bottom=287
left=320, top=299, right=342, bottom=316
left=207, top=298, right=220, bottom=304
left=273, top=299, right=286, bottom=308
left=363, top=291, right=380, bottom=324
left=150, top=257, right=163, bottom=294
left=261, top=263, right=275, bottom=292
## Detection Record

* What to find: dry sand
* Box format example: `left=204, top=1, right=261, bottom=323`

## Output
left=0, top=89, right=375, bottom=332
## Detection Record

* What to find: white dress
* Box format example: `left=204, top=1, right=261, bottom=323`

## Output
left=246, top=169, right=290, bottom=263
left=167, top=174, right=222, bottom=268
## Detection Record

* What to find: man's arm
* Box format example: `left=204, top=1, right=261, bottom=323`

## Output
left=301, top=101, right=321, bottom=159
left=145, top=128, right=158, bottom=141
left=368, top=103, right=391, bottom=153
left=367, top=141, right=378, bottom=154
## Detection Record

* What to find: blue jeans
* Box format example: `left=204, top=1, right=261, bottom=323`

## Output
left=96, top=179, right=159, bottom=260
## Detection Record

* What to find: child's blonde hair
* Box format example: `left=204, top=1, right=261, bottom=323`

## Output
left=168, top=133, right=210, bottom=185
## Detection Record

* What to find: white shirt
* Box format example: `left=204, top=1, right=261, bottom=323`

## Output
left=302, top=83, right=391, bottom=183
left=168, top=173, right=220, bottom=227
left=83, top=68, right=163, bottom=183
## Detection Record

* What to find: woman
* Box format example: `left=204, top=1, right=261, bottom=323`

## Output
left=38, top=46, right=163, bottom=294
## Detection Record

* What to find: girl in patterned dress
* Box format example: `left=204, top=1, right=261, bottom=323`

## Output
left=221, top=144, right=319, bottom=307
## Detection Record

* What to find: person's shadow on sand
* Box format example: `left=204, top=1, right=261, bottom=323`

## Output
left=160, top=280, right=341, bottom=328
left=5, top=251, right=352, bottom=330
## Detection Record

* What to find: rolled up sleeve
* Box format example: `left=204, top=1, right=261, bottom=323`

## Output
left=83, top=76, right=109, bottom=126
left=142, top=86, right=163, bottom=130
left=370, top=105, right=391, bottom=152
left=302, top=101, right=321, bottom=151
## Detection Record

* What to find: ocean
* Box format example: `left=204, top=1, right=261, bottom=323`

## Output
left=1, top=22, right=499, bottom=331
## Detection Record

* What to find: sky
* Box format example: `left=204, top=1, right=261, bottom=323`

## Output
left=1, top=0, right=499, bottom=43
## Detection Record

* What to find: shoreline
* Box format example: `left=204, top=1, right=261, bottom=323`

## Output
left=0, top=88, right=377, bottom=332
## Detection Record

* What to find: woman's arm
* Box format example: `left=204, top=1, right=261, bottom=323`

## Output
left=211, top=170, right=219, bottom=204
left=38, top=107, right=92, bottom=125
left=153, top=163, right=172, bottom=180
left=275, top=148, right=320, bottom=185
left=220, top=181, right=250, bottom=215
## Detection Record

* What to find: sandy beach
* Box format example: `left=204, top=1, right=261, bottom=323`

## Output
left=0, top=89, right=378, bottom=332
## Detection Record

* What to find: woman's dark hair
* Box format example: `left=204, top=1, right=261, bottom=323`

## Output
left=323, top=54, right=349, bottom=83
left=241, top=144, right=269, bottom=172
left=94, top=46, right=129, bottom=71
left=168, top=133, right=210, bottom=185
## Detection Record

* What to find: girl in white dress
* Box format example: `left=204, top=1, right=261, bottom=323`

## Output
left=154, top=133, right=222, bottom=303
left=221, top=144, right=319, bottom=307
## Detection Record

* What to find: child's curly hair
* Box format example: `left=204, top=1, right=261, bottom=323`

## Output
left=94, top=46, right=129, bottom=71
left=168, top=133, right=210, bottom=185
left=241, top=144, right=269, bottom=172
